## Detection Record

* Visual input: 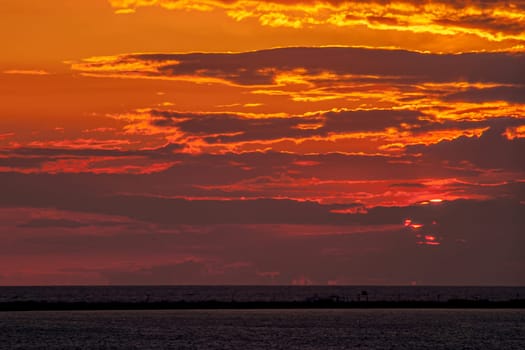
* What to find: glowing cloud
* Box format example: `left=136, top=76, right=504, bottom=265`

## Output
left=3, top=69, right=50, bottom=76
left=107, top=0, right=525, bottom=44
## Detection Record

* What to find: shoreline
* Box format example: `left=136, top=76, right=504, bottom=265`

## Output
left=2, top=299, right=524, bottom=312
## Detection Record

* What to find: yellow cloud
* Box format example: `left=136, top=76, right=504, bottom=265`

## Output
left=107, top=1, right=525, bottom=43
left=3, top=69, right=50, bottom=75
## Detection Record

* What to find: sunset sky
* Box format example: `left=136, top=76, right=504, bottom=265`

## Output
left=0, top=0, right=524, bottom=285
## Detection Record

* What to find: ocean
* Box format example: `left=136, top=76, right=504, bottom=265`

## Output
left=0, top=309, right=524, bottom=349
left=0, top=286, right=524, bottom=349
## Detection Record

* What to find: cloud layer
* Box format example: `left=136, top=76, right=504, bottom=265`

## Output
left=108, top=1, right=525, bottom=45
left=1, top=6, right=524, bottom=285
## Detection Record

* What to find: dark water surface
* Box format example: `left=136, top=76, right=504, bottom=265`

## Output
left=0, top=309, right=523, bottom=349
left=1, top=287, right=524, bottom=349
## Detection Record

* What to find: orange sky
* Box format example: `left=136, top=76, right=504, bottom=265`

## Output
left=0, top=0, right=524, bottom=285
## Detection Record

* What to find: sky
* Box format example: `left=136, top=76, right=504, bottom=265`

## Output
left=0, top=0, right=524, bottom=286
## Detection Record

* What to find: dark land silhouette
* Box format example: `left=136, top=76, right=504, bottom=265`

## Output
left=2, top=298, right=524, bottom=312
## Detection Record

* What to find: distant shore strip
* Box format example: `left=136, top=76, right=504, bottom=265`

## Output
left=1, top=299, right=524, bottom=311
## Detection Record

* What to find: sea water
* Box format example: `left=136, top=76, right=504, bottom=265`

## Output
left=0, top=309, right=523, bottom=349
left=1, top=286, right=524, bottom=349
